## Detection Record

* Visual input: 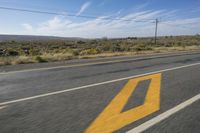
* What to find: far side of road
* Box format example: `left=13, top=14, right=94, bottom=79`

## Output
left=0, top=50, right=200, bottom=73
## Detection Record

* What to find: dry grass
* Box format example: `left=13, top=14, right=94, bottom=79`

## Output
left=38, top=53, right=74, bottom=62
left=154, top=45, right=200, bottom=52
left=1, top=45, right=200, bottom=66
left=12, top=56, right=36, bottom=64
left=0, top=56, right=35, bottom=66
left=79, top=52, right=134, bottom=59
left=0, top=53, right=74, bottom=66
left=79, top=45, right=200, bottom=59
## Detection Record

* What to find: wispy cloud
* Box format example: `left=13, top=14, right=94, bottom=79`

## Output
left=76, top=1, right=91, bottom=16
left=190, top=6, right=200, bottom=13
left=159, top=18, right=200, bottom=35
left=117, top=9, right=123, bottom=15
left=21, top=9, right=200, bottom=38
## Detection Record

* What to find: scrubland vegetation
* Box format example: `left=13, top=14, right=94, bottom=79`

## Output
left=0, top=35, right=200, bottom=66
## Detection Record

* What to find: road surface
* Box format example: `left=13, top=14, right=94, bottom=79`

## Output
left=0, top=52, right=200, bottom=133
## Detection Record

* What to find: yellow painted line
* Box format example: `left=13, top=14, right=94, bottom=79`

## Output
left=0, top=63, right=199, bottom=107
left=85, top=73, right=162, bottom=133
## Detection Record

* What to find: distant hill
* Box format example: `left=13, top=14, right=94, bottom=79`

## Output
left=0, top=34, right=84, bottom=41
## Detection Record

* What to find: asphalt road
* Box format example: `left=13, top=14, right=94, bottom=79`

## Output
left=0, top=52, right=200, bottom=133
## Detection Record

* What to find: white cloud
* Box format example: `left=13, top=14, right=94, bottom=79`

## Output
left=158, top=17, right=200, bottom=35
left=22, top=23, right=33, bottom=31
left=76, top=1, right=91, bottom=16
left=21, top=10, right=200, bottom=38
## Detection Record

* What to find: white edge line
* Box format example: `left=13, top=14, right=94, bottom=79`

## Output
left=0, top=52, right=199, bottom=75
left=0, top=106, right=7, bottom=110
left=0, top=62, right=200, bottom=106
left=126, top=93, right=200, bottom=133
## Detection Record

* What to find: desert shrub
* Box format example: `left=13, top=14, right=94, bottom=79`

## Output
left=35, top=56, right=47, bottom=63
left=133, top=44, right=153, bottom=51
left=6, top=49, right=19, bottom=56
left=30, top=48, right=41, bottom=56
left=11, top=56, right=35, bottom=64
left=110, top=44, right=123, bottom=52
left=101, top=43, right=112, bottom=51
left=0, top=49, right=6, bottom=56
left=0, top=57, right=12, bottom=65
left=80, top=48, right=99, bottom=55
left=72, top=49, right=80, bottom=56
left=77, top=41, right=86, bottom=44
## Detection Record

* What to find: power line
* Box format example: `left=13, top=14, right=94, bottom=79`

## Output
left=0, top=1, right=103, bottom=16
left=0, top=6, right=160, bottom=40
left=0, top=6, right=156, bottom=22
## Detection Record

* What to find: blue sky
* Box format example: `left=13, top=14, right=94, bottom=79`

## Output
left=0, top=0, right=200, bottom=38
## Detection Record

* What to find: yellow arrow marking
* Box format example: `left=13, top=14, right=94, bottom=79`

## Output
left=85, top=73, right=162, bottom=133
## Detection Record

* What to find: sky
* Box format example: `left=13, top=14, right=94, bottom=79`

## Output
left=0, top=0, right=200, bottom=38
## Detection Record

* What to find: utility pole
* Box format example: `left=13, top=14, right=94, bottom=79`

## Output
left=154, top=18, right=159, bottom=45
